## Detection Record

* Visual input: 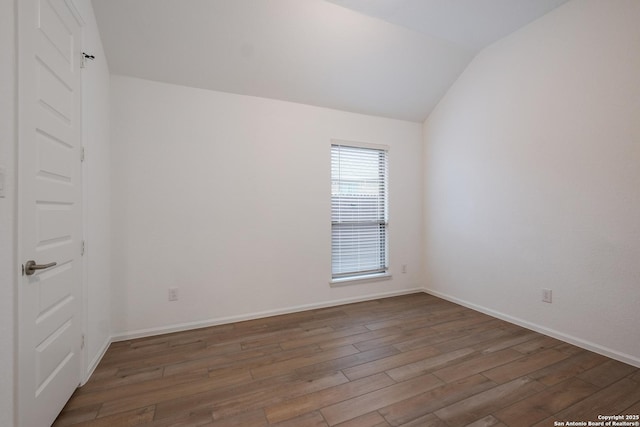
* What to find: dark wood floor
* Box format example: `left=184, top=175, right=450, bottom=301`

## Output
left=54, top=293, right=640, bottom=426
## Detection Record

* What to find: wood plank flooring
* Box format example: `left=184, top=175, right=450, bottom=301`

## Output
left=53, top=293, right=640, bottom=426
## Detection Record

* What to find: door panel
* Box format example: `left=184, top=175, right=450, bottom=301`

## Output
left=37, top=61, right=74, bottom=122
left=18, top=0, right=84, bottom=425
left=37, top=132, right=75, bottom=180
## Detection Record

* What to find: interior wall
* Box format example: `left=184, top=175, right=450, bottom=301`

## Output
left=0, top=1, right=16, bottom=424
left=110, top=75, right=424, bottom=337
left=75, top=0, right=112, bottom=378
left=424, top=0, right=640, bottom=365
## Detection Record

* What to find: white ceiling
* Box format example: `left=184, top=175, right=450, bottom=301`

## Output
left=326, top=0, right=568, bottom=51
left=92, top=0, right=567, bottom=122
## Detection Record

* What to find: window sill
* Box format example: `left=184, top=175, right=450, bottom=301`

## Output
left=330, top=272, right=392, bottom=287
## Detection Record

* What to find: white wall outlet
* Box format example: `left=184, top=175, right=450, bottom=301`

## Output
left=402, top=264, right=407, bottom=274
left=168, top=287, right=179, bottom=301
left=542, top=288, right=552, bottom=303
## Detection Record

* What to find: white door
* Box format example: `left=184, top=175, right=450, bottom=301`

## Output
left=18, top=0, right=84, bottom=425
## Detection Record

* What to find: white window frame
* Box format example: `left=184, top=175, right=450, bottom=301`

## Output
left=330, top=140, right=390, bottom=285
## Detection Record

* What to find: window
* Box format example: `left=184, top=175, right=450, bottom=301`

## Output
left=331, top=142, right=389, bottom=281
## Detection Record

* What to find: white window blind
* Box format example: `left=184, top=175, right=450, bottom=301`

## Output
left=331, top=143, right=388, bottom=279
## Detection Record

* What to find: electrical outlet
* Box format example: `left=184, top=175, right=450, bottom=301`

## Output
left=542, top=288, right=552, bottom=303
left=402, top=264, right=407, bottom=274
left=168, top=287, right=179, bottom=301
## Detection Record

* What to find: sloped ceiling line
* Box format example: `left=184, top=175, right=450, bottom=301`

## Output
left=92, top=0, right=568, bottom=121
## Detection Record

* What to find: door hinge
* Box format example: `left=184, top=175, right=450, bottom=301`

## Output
left=80, top=147, right=85, bottom=162
left=81, top=334, right=85, bottom=349
left=81, top=240, right=85, bottom=256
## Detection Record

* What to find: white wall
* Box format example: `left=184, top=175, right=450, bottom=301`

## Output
left=110, top=76, right=424, bottom=337
left=0, top=0, right=16, bottom=424
left=424, top=0, right=640, bottom=366
left=75, top=0, right=112, bottom=379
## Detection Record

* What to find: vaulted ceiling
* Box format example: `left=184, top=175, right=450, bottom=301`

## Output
left=92, top=0, right=567, bottom=122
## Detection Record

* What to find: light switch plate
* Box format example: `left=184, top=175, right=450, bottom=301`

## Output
left=0, top=167, right=5, bottom=198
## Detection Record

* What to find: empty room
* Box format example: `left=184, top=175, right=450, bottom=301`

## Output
left=2, top=0, right=640, bottom=426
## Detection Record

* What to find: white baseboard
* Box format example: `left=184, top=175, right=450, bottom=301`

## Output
left=111, top=288, right=424, bottom=342
left=83, top=335, right=112, bottom=385
left=423, top=287, right=640, bottom=368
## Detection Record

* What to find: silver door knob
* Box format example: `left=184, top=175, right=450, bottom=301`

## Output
left=24, top=260, right=57, bottom=276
